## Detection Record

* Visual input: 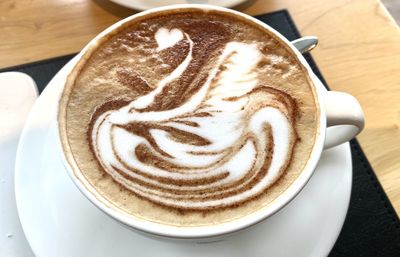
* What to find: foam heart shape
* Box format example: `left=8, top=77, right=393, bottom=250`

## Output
left=155, top=28, right=184, bottom=51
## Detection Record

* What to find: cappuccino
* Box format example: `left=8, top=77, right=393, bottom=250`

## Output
left=58, top=9, right=319, bottom=226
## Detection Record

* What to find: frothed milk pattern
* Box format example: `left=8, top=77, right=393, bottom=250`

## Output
left=60, top=11, right=319, bottom=225
left=89, top=26, right=298, bottom=211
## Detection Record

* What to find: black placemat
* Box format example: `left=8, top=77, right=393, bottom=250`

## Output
left=2, top=10, right=399, bottom=257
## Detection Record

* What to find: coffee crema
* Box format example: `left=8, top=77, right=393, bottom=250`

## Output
left=59, top=9, right=319, bottom=226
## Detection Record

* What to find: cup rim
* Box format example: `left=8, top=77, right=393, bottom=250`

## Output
left=57, top=4, right=326, bottom=239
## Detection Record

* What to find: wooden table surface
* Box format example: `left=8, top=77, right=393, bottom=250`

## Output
left=1, top=0, right=399, bottom=213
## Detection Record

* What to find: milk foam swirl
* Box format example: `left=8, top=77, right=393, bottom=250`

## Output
left=89, top=28, right=298, bottom=211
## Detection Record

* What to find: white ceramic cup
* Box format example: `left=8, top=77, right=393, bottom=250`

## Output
left=57, top=4, right=364, bottom=241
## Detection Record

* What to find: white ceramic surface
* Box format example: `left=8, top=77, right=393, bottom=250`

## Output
left=109, top=0, right=248, bottom=10
left=15, top=57, right=352, bottom=257
left=0, top=72, right=37, bottom=257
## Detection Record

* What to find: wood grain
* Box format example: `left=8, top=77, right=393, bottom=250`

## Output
left=1, top=0, right=399, bottom=213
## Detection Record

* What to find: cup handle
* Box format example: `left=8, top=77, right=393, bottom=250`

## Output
left=323, top=91, right=365, bottom=149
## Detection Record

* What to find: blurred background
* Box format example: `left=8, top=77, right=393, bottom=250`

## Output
left=382, top=0, right=400, bottom=24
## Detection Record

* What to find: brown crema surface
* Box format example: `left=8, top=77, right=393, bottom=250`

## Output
left=59, top=9, right=319, bottom=227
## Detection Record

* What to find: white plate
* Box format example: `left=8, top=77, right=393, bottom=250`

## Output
left=0, top=72, right=37, bottom=257
left=109, top=0, right=248, bottom=10
left=15, top=56, right=352, bottom=257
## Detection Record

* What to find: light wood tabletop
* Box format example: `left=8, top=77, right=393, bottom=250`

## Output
left=1, top=0, right=399, bottom=213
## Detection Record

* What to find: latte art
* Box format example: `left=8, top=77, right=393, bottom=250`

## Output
left=89, top=27, right=298, bottom=211
left=60, top=10, right=318, bottom=226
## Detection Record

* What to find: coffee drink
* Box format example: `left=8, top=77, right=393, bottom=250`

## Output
left=58, top=8, right=319, bottom=227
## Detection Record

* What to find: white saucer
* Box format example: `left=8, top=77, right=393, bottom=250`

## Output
left=109, top=0, right=248, bottom=11
left=15, top=56, right=352, bottom=257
